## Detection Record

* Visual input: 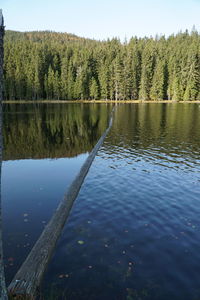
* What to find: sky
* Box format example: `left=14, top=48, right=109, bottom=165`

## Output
left=1, top=0, right=200, bottom=40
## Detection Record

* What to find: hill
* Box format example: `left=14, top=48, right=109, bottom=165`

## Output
left=3, top=29, right=200, bottom=101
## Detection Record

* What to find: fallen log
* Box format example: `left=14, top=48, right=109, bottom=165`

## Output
left=8, top=108, right=114, bottom=299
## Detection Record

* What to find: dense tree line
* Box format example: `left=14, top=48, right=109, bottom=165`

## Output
left=3, top=29, right=200, bottom=101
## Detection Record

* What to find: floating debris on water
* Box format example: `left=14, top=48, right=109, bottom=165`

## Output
left=78, top=240, right=84, bottom=245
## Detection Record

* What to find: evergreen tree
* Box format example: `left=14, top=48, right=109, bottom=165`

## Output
left=98, top=64, right=110, bottom=100
left=139, top=40, right=156, bottom=100
left=3, top=29, right=200, bottom=101
left=183, top=45, right=200, bottom=100
left=150, top=60, right=168, bottom=100
left=90, top=77, right=99, bottom=100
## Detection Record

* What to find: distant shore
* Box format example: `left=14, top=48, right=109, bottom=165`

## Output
left=2, top=100, right=200, bottom=104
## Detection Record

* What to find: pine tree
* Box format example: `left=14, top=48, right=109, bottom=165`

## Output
left=183, top=45, right=200, bottom=100
left=113, top=54, right=123, bottom=100
left=60, top=56, right=69, bottom=99
left=3, top=29, right=200, bottom=102
left=150, top=60, right=168, bottom=100
left=89, top=77, right=99, bottom=100
left=53, top=71, right=61, bottom=100
left=98, top=63, right=109, bottom=100
left=139, top=41, right=156, bottom=100
left=45, top=66, right=54, bottom=99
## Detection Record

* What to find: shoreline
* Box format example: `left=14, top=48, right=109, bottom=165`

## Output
left=2, top=100, right=200, bottom=104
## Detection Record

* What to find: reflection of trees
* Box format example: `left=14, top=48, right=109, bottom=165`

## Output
left=3, top=103, right=111, bottom=160
left=3, top=103, right=200, bottom=161
left=108, top=103, right=200, bottom=157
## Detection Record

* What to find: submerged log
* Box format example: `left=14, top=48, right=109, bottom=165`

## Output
left=8, top=109, right=114, bottom=299
left=0, top=9, right=8, bottom=300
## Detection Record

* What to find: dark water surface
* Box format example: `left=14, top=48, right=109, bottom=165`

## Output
left=2, top=103, right=200, bottom=300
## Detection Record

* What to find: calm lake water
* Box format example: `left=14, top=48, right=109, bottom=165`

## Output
left=2, top=103, right=200, bottom=300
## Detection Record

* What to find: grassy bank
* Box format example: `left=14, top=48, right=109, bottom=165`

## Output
left=3, top=100, right=200, bottom=104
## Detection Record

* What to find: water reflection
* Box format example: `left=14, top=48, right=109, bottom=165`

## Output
left=107, top=103, right=200, bottom=170
left=43, top=103, right=200, bottom=300
left=111, top=103, right=200, bottom=151
left=2, top=103, right=112, bottom=285
left=2, top=103, right=200, bottom=299
left=3, top=103, right=111, bottom=160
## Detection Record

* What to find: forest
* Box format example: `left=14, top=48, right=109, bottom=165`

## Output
left=3, top=29, right=200, bottom=101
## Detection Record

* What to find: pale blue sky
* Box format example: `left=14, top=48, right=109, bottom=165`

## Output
left=1, top=0, right=200, bottom=40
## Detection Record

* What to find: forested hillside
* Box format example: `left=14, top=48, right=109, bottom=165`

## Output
left=3, top=29, right=200, bottom=101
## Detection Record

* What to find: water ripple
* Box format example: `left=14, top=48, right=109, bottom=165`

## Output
left=45, top=104, right=200, bottom=299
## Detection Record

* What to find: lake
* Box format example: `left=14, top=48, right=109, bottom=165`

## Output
left=2, top=103, right=200, bottom=299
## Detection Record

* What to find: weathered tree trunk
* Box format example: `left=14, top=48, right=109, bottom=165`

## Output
left=0, top=9, right=8, bottom=300
left=8, top=109, right=114, bottom=299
